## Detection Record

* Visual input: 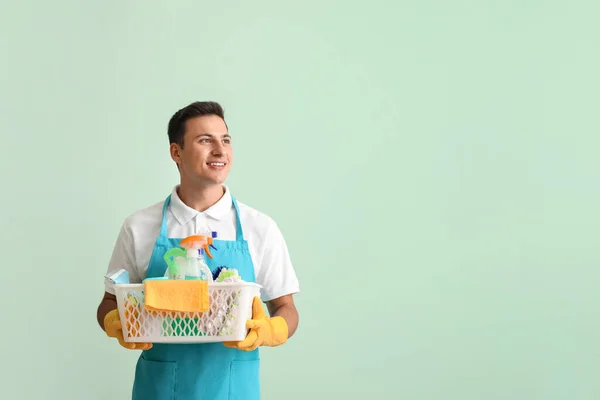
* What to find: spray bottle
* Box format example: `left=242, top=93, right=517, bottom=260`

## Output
left=179, top=233, right=218, bottom=282
left=163, top=248, right=188, bottom=280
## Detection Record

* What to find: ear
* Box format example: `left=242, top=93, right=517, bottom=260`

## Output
left=170, top=143, right=182, bottom=166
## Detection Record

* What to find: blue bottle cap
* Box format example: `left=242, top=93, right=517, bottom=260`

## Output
left=212, top=231, right=217, bottom=238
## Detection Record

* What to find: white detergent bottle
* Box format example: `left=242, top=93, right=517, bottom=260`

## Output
left=183, top=247, right=200, bottom=278
left=196, top=248, right=214, bottom=282
left=184, top=247, right=213, bottom=282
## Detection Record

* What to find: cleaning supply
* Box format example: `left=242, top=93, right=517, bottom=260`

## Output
left=223, top=296, right=289, bottom=351
left=144, top=279, right=209, bottom=313
left=163, top=248, right=188, bottom=280
left=183, top=248, right=212, bottom=282
left=212, top=267, right=244, bottom=335
left=180, top=231, right=218, bottom=259
left=149, top=233, right=218, bottom=338
left=179, top=233, right=217, bottom=282
left=215, top=267, right=242, bottom=283
left=123, top=292, right=142, bottom=337
left=105, top=269, right=130, bottom=285
left=212, top=266, right=227, bottom=281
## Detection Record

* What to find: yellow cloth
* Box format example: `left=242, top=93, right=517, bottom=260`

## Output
left=104, top=309, right=152, bottom=350
left=223, top=296, right=289, bottom=351
left=144, top=279, right=209, bottom=313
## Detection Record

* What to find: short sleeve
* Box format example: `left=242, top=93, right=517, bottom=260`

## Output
left=104, top=222, right=142, bottom=295
left=255, top=218, right=300, bottom=302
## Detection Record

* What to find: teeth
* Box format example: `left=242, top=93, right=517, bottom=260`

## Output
left=209, top=162, right=225, bottom=166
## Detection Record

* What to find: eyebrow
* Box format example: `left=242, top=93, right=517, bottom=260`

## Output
left=195, top=133, right=231, bottom=139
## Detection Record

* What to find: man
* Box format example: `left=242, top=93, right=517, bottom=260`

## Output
left=96, top=101, right=300, bottom=400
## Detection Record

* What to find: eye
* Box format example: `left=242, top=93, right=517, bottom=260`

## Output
left=223, top=138, right=231, bottom=144
left=199, top=138, right=211, bottom=143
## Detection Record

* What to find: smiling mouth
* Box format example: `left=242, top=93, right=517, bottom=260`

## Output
left=207, top=162, right=226, bottom=167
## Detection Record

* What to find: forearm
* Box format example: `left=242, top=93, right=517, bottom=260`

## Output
left=269, top=302, right=299, bottom=339
left=97, top=293, right=118, bottom=331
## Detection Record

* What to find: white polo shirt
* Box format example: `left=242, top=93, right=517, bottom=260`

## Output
left=104, top=185, right=300, bottom=302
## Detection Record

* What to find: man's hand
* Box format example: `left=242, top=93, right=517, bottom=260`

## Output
left=104, top=309, right=153, bottom=351
left=223, top=297, right=289, bottom=351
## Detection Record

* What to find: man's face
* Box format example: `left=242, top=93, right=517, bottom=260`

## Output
left=170, top=115, right=232, bottom=186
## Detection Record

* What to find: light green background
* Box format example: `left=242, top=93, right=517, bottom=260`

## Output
left=1, top=1, right=599, bottom=399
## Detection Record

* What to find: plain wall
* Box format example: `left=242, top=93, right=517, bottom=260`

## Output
left=1, top=1, right=599, bottom=399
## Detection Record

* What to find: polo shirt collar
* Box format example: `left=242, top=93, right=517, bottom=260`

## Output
left=169, top=185, right=232, bottom=225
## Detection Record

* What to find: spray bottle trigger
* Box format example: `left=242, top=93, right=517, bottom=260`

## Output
left=203, top=244, right=214, bottom=259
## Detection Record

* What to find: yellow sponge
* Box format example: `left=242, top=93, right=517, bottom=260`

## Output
left=144, top=280, right=209, bottom=313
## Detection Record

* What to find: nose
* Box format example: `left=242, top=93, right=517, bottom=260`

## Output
left=211, top=141, right=224, bottom=156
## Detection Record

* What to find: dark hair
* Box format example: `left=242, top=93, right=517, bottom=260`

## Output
left=167, top=101, right=225, bottom=147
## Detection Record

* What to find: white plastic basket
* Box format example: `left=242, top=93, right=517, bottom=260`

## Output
left=114, top=282, right=261, bottom=344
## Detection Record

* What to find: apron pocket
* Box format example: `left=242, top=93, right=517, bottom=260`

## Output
left=132, top=357, right=177, bottom=400
left=229, top=359, right=260, bottom=400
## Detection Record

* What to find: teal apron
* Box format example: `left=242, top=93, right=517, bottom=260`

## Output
left=131, top=194, right=261, bottom=400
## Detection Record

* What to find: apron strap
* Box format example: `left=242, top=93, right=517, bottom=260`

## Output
left=160, top=195, right=171, bottom=237
left=231, top=196, right=244, bottom=241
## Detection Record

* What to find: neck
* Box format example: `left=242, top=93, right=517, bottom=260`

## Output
left=177, top=182, right=225, bottom=212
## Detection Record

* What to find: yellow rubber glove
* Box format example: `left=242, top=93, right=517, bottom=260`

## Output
left=104, top=309, right=153, bottom=351
left=223, top=297, right=288, bottom=351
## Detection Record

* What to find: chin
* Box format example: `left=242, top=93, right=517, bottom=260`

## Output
left=196, top=176, right=227, bottom=186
